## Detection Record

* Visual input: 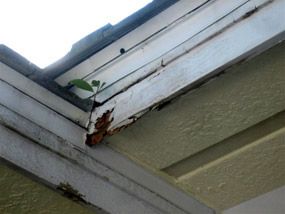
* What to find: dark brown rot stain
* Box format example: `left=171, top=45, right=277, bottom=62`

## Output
left=57, top=182, right=86, bottom=203
left=85, top=109, right=114, bottom=146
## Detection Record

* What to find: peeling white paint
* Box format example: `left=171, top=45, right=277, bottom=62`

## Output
left=87, top=0, right=285, bottom=137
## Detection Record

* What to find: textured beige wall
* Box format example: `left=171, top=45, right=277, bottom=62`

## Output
left=179, top=128, right=285, bottom=211
left=0, top=162, right=95, bottom=214
left=108, top=42, right=285, bottom=211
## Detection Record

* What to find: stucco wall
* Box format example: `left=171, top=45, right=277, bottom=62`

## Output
left=0, top=162, right=95, bottom=214
left=179, top=127, right=285, bottom=210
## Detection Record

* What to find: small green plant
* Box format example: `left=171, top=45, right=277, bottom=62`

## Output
left=69, top=79, right=106, bottom=98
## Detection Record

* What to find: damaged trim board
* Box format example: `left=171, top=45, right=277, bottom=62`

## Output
left=83, top=0, right=285, bottom=143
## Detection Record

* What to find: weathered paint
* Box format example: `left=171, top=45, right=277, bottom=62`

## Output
left=0, top=80, right=87, bottom=149
left=0, top=124, right=172, bottom=214
left=0, top=161, right=97, bottom=214
left=57, top=182, right=87, bottom=203
left=87, top=0, right=285, bottom=138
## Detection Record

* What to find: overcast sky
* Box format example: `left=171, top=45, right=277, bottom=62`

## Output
left=0, top=0, right=151, bottom=68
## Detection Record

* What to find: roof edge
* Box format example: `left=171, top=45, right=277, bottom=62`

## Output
left=44, top=0, right=179, bottom=79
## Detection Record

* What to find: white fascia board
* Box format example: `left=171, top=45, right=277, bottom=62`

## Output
left=0, top=62, right=89, bottom=127
left=86, top=0, right=285, bottom=137
left=85, top=0, right=252, bottom=102
left=55, top=0, right=258, bottom=101
left=0, top=104, right=214, bottom=214
left=0, top=78, right=86, bottom=149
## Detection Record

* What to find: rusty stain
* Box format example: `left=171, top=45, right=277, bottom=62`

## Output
left=86, top=109, right=114, bottom=146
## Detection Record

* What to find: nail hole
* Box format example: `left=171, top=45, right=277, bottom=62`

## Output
left=120, top=48, right=126, bottom=54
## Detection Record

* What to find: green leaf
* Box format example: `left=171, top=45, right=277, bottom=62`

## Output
left=100, top=82, right=106, bottom=89
left=69, top=79, right=94, bottom=92
left=91, top=80, right=101, bottom=88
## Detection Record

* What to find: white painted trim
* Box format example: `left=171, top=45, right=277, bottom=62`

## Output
left=0, top=103, right=214, bottom=214
left=0, top=125, right=164, bottom=214
left=88, top=0, right=285, bottom=134
left=0, top=62, right=89, bottom=127
left=0, top=80, right=86, bottom=149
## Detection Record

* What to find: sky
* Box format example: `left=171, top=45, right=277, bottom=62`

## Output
left=0, top=0, right=152, bottom=68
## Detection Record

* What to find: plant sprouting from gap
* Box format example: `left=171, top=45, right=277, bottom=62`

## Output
left=69, top=79, right=106, bottom=133
left=69, top=79, right=106, bottom=97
